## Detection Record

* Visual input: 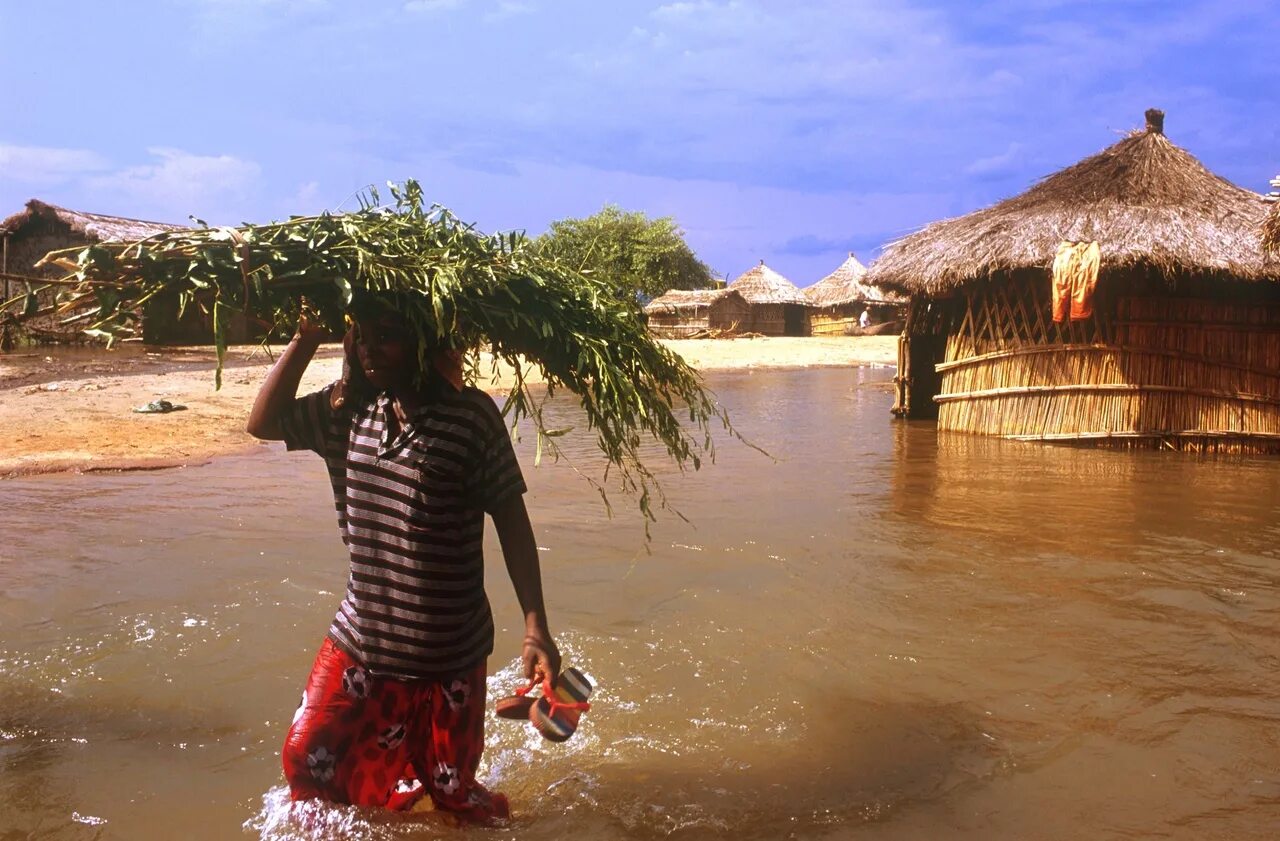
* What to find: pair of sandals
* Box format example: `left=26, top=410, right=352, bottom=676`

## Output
left=494, top=667, right=594, bottom=743
left=131, top=398, right=187, bottom=414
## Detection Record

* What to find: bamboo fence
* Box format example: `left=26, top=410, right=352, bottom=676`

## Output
left=915, top=276, right=1280, bottom=452
left=808, top=310, right=858, bottom=336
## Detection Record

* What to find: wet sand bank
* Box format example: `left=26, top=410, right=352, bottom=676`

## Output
left=0, top=336, right=896, bottom=477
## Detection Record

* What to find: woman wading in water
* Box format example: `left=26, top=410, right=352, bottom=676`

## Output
left=246, top=299, right=560, bottom=822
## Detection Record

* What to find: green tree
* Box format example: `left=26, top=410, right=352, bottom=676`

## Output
left=537, top=205, right=714, bottom=301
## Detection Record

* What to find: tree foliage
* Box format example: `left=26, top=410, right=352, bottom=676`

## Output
left=536, top=205, right=714, bottom=301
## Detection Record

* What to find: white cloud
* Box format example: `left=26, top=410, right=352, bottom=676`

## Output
left=404, top=0, right=465, bottom=12
left=189, top=0, right=335, bottom=42
left=285, top=180, right=328, bottom=215
left=85, top=148, right=261, bottom=218
left=653, top=1, right=729, bottom=20
left=193, top=0, right=327, bottom=10
left=964, top=142, right=1024, bottom=179
left=484, top=1, right=533, bottom=22
left=0, top=144, right=109, bottom=184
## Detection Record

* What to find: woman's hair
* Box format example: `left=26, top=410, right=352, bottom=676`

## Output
left=331, top=329, right=376, bottom=410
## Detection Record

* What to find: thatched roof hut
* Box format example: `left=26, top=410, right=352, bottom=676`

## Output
left=0, top=200, right=184, bottom=245
left=873, top=113, right=1273, bottom=295
left=871, top=109, right=1280, bottom=452
left=806, top=253, right=868, bottom=306
left=0, top=199, right=225, bottom=345
left=644, top=288, right=750, bottom=338
left=804, top=252, right=904, bottom=335
left=726, top=261, right=809, bottom=335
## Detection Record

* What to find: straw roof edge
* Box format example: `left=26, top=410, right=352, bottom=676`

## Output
left=866, top=111, right=1280, bottom=297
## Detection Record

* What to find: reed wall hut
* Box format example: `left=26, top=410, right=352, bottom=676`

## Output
left=868, top=109, right=1280, bottom=453
left=643, top=288, right=750, bottom=338
left=0, top=200, right=219, bottom=345
left=804, top=252, right=905, bottom=335
left=727, top=261, right=809, bottom=336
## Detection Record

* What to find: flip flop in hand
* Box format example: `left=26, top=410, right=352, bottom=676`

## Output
left=529, top=668, right=594, bottom=742
left=494, top=678, right=541, bottom=721
left=494, top=667, right=595, bottom=743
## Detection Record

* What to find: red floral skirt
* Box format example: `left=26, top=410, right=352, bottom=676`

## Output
left=282, top=638, right=508, bottom=822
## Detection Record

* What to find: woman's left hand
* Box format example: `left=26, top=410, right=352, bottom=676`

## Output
left=522, top=623, right=562, bottom=687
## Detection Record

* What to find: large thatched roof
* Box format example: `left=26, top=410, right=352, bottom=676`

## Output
left=804, top=252, right=903, bottom=307
left=0, top=199, right=183, bottom=242
left=867, top=109, right=1278, bottom=297
left=727, top=261, right=808, bottom=305
left=644, top=288, right=746, bottom=313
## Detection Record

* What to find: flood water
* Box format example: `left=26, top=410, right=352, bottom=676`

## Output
left=2, top=366, right=1279, bottom=840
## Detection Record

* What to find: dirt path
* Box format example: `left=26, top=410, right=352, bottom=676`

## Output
left=0, top=336, right=896, bottom=477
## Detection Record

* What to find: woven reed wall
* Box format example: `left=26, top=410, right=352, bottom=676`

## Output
left=4, top=220, right=219, bottom=345
left=809, top=311, right=857, bottom=336
left=3, top=224, right=96, bottom=341
left=712, top=298, right=751, bottom=332
left=646, top=297, right=749, bottom=338
left=647, top=310, right=711, bottom=339
left=745, top=303, right=808, bottom=336
left=932, top=274, right=1280, bottom=452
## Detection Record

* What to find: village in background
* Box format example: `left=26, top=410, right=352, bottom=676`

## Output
left=0, top=200, right=903, bottom=349
left=3, top=107, right=1280, bottom=456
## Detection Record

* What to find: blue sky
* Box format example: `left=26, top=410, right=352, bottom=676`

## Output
left=1, top=0, right=1276, bottom=286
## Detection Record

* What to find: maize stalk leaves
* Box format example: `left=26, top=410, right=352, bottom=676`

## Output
left=10, top=181, right=736, bottom=525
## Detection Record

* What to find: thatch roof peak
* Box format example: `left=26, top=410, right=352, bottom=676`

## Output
left=727, top=261, right=808, bottom=305
left=805, top=252, right=902, bottom=307
left=867, top=110, right=1280, bottom=296
left=0, top=199, right=184, bottom=243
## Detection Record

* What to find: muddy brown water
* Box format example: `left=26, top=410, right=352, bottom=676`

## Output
left=2, top=366, right=1279, bottom=840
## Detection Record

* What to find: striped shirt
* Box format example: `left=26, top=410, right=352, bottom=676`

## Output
left=280, top=380, right=526, bottom=678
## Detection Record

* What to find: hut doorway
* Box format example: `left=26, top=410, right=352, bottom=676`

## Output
left=783, top=304, right=806, bottom=336
left=893, top=299, right=949, bottom=420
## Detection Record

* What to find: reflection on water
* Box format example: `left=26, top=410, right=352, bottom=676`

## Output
left=1, top=366, right=1279, bottom=840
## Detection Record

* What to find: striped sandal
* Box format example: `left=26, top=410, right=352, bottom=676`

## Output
left=528, top=668, right=594, bottom=743
left=494, top=677, right=541, bottom=721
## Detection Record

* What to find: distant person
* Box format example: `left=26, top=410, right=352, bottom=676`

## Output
left=246, top=298, right=561, bottom=822
left=859, top=307, right=871, bottom=330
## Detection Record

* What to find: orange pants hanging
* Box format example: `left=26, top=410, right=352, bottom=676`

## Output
left=282, top=638, right=508, bottom=822
left=1051, top=241, right=1100, bottom=323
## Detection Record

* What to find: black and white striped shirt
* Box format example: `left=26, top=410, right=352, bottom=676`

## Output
left=280, top=381, right=526, bottom=678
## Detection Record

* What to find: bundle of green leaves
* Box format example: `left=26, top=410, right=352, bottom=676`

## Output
left=24, top=181, right=735, bottom=523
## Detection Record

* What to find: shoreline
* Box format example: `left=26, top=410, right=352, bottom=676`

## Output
left=0, top=336, right=897, bottom=479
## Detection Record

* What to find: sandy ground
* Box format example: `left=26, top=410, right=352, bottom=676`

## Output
left=0, top=336, right=896, bottom=478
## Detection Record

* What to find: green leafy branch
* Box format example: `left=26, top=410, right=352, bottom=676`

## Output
left=7, top=180, right=745, bottom=528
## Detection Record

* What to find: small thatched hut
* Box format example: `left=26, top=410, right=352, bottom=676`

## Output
left=0, top=200, right=213, bottom=344
left=727, top=261, right=809, bottom=336
left=644, top=288, right=750, bottom=338
left=804, top=252, right=905, bottom=335
left=869, top=109, right=1280, bottom=452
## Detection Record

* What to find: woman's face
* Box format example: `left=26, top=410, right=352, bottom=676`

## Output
left=352, top=316, right=416, bottom=391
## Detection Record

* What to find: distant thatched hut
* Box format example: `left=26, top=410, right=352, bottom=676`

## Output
left=1, top=200, right=187, bottom=343
left=727, top=261, right=809, bottom=336
left=869, top=109, right=1280, bottom=452
left=644, top=288, right=750, bottom=338
left=0, top=199, right=236, bottom=345
left=804, top=252, right=904, bottom=336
